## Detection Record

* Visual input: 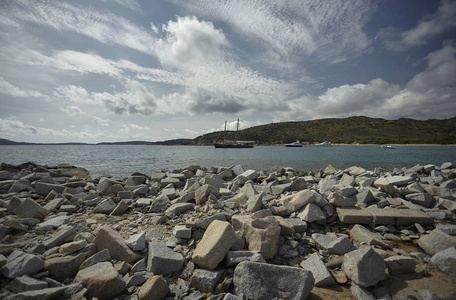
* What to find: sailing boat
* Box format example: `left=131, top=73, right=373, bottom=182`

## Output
left=214, top=119, right=255, bottom=148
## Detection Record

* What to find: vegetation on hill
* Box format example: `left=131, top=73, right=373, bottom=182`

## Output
left=190, top=116, right=456, bottom=145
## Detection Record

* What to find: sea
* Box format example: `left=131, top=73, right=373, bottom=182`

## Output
left=0, top=145, right=455, bottom=179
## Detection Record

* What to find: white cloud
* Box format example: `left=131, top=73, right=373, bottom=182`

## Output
left=0, top=117, right=106, bottom=141
left=280, top=44, right=456, bottom=121
left=1, top=0, right=156, bottom=55
left=0, top=77, right=47, bottom=99
left=62, top=106, right=110, bottom=126
left=54, top=85, right=97, bottom=104
left=379, top=0, right=456, bottom=51
left=175, top=0, right=374, bottom=66
left=402, top=0, right=456, bottom=47
left=155, top=16, right=229, bottom=68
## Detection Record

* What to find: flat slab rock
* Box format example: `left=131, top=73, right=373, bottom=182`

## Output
left=233, top=261, right=315, bottom=300
left=337, top=207, right=433, bottom=226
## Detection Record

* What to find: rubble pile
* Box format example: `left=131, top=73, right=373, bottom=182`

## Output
left=0, top=161, right=455, bottom=300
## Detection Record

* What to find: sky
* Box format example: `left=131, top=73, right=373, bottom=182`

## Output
left=0, top=0, right=455, bottom=143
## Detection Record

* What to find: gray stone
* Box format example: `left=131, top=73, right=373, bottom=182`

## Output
left=125, top=232, right=146, bottom=251
left=405, top=193, right=434, bottom=208
left=13, top=198, right=49, bottom=220
left=110, top=200, right=129, bottom=216
left=43, top=225, right=77, bottom=249
left=436, top=224, right=456, bottom=236
left=328, top=192, right=356, bottom=207
left=300, top=253, right=335, bottom=286
left=350, top=224, right=391, bottom=249
left=195, top=213, right=227, bottom=229
left=373, top=178, right=397, bottom=194
left=418, top=229, right=456, bottom=256
left=430, top=246, right=456, bottom=278
left=384, top=255, right=416, bottom=275
left=246, top=193, right=263, bottom=213
left=342, top=247, right=386, bottom=287
left=173, top=225, right=192, bottom=239
left=4, top=286, right=67, bottom=300
left=191, top=268, right=225, bottom=293
left=312, top=233, right=355, bottom=255
left=243, top=217, right=281, bottom=260
left=1, top=250, right=44, bottom=278
left=298, top=203, right=326, bottom=223
left=224, top=193, right=248, bottom=209
left=36, top=215, right=70, bottom=229
left=386, top=175, right=413, bottom=186
left=138, top=275, right=169, bottom=300
left=354, top=189, right=375, bottom=204
left=80, top=249, right=111, bottom=269
left=125, top=272, right=149, bottom=287
left=224, top=251, right=266, bottom=267
left=35, top=182, right=66, bottom=196
left=233, top=261, right=315, bottom=300
left=147, top=242, right=184, bottom=276
left=165, top=203, right=194, bottom=218
left=44, top=252, right=86, bottom=282
left=74, top=261, right=125, bottom=300
left=61, top=283, right=87, bottom=299
left=94, top=226, right=142, bottom=264
left=193, top=220, right=236, bottom=269
left=118, top=190, right=134, bottom=199
left=131, top=258, right=146, bottom=273
left=59, top=239, right=87, bottom=255
left=350, top=283, right=376, bottom=300
left=93, top=198, right=117, bottom=214
left=42, top=197, right=67, bottom=212
left=7, top=275, right=48, bottom=293
left=150, top=194, right=170, bottom=212
left=195, top=184, right=211, bottom=205
left=338, top=207, right=434, bottom=226
left=418, top=289, right=441, bottom=300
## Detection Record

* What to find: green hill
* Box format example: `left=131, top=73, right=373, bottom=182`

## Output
left=190, top=116, right=456, bottom=145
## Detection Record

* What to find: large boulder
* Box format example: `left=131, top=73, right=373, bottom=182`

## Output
left=342, top=247, right=386, bottom=287
left=74, top=261, right=125, bottom=300
left=44, top=252, right=86, bottom=282
left=430, top=246, right=456, bottom=278
left=147, top=242, right=184, bottom=276
left=1, top=250, right=44, bottom=279
left=233, top=261, right=315, bottom=300
left=300, top=253, right=335, bottom=286
left=94, top=226, right=142, bottom=264
left=138, top=275, right=169, bottom=300
left=192, top=221, right=236, bottom=269
left=418, top=229, right=456, bottom=256
left=244, top=217, right=281, bottom=260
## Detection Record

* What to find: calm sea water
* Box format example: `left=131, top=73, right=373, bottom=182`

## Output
left=0, top=145, right=455, bottom=179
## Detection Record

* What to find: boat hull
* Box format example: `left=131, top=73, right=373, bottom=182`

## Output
left=285, top=144, right=303, bottom=147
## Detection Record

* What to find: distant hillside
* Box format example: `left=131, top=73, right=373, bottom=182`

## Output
left=190, top=116, right=456, bottom=145
left=2, top=116, right=455, bottom=146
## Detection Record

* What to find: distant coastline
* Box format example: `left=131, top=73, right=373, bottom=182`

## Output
left=2, top=116, right=456, bottom=146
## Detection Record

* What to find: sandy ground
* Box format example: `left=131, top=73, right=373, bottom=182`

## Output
left=308, top=263, right=456, bottom=300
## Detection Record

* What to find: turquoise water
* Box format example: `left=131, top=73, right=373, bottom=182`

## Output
left=0, top=145, right=455, bottom=179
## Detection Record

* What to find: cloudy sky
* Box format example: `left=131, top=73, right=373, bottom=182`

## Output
left=1, top=0, right=455, bottom=143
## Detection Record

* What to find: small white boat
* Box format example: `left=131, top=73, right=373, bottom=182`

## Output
left=285, top=141, right=303, bottom=147
left=381, top=145, right=395, bottom=149
left=315, top=141, right=331, bottom=147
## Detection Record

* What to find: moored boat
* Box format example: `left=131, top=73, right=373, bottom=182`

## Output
left=315, top=141, right=331, bottom=147
left=285, top=141, right=303, bottom=147
left=214, top=119, right=255, bottom=148
left=381, top=145, right=395, bottom=149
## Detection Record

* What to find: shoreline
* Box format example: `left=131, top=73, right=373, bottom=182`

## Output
left=0, top=161, right=455, bottom=299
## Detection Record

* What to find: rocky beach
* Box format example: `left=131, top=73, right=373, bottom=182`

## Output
left=0, top=161, right=455, bottom=300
